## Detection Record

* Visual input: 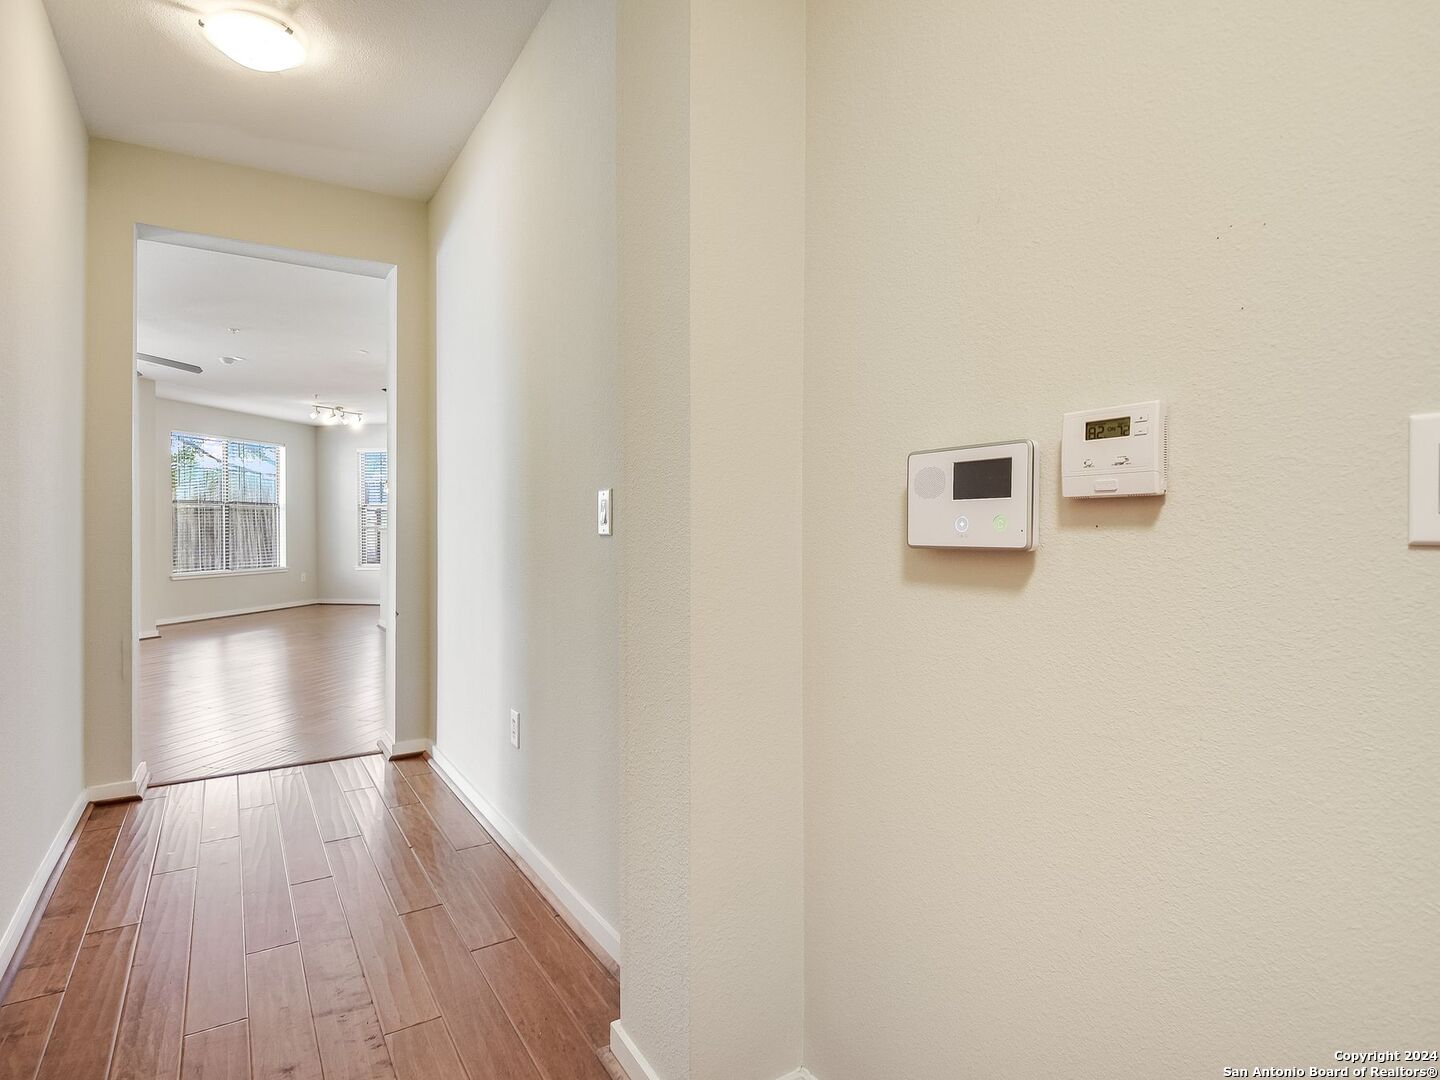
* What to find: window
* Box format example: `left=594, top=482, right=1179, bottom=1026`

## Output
left=171, top=432, right=285, bottom=575
left=358, top=449, right=388, bottom=569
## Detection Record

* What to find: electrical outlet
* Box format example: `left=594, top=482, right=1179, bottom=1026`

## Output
left=510, top=709, right=520, bottom=748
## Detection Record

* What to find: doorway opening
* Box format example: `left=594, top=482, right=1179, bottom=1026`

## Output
left=130, top=228, right=399, bottom=784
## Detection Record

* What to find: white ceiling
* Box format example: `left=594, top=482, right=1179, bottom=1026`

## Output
left=136, top=237, right=391, bottom=426
left=43, top=0, right=550, bottom=198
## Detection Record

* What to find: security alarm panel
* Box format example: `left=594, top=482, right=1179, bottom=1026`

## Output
left=908, top=440, right=1037, bottom=550
left=1062, top=400, right=1167, bottom=498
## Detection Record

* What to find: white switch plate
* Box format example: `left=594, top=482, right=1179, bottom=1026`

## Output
left=1411, top=413, right=1440, bottom=546
left=598, top=489, right=612, bottom=535
left=510, top=709, right=520, bottom=748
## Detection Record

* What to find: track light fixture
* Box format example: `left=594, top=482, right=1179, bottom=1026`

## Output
left=308, top=401, right=363, bottom=427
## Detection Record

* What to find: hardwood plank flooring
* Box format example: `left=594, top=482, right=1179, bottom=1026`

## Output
left=109, top=867, right=196, bottom=1080
left=90, top=799, right=166, bottom=932
left=155, top=782, right=205, bottom=875
left=3, top=823, right=120, bottom=1004
left=1, top=754, right=619, bottom=1080
left=331, top=757, right=375, bottom=793
left=393, top=760, right=492, bottom=850
left=385, top=1018, right=467, bottom=1080
left=290, top=878, right=395, bottom=1080
left=362, top=756, right=418, bottom=810
left=302, top=763, right=361, bottom=842
left=239, top=807, right=298, bottom=954
left=271, top=770, right=332, bottom=885
left=390, top=803, right=511, bottom=949
left=399, top=906, right=540, bottom=1080
left=202, top=777, right=241, bottom=843
left=344, top=787, right=439, bottom=916
left=138, top=605, right=386, bottom=784
left=325, top=837, right=438, bottom=1034
left=475, top=937, right=611, bottom=1080
left=237, top=772, right=274, bottom=810
left=181, top=1020, right=250, bottom=1080
left=245, top=945, right=323, bottom=1080
left=34, top=925, right=137, bottom=1080
left=0, top=993, right=60, bottom=1080
left=186, top=838, right=246, bottom=1034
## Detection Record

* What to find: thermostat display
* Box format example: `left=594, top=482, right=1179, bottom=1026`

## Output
left=1063, top=400, right=1167, bottom=498
left=1085, top=417, right=1131, bottom=440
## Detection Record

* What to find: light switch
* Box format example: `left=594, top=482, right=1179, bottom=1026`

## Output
left=1410, top=413, right=1440, bottom=545
left=598, top=489, right=612, bottom=536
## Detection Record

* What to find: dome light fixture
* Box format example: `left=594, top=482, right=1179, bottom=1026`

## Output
left=199, top=10, right=306, bottom=73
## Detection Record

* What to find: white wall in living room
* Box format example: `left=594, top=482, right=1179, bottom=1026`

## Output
left=316, top=421, right=389, bottom=604
left=138, top=391, right=320, bottom=627
left=0, top=0, right=89, bottom=975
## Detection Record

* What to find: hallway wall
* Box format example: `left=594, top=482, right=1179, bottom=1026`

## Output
left=84, top=140, right=433, bottom=785
left=430, top=0, right=621, bottom=955
left=802, top=1, right=1440, bottom=1076
left=0, top=0, right=89, bottom=968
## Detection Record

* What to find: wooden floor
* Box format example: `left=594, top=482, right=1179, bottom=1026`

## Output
left=0, top=755, right=622, bottom=1080
left=139, top=605, right=388, bottom=784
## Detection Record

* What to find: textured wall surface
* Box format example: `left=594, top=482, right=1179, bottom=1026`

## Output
left=688, top=0, right=807, bottom=1076
left=85, top=139, right=432, bottom=783
left=0, top=0, right=88, bottom=956
left=615, top=0, right=692, bottom=1073
left=803, top=1, right=1440, bottom=1076
left=431, top=0, right=622, bottom=941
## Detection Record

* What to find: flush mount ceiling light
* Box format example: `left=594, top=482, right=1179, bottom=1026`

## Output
left=198, top=10, right=306, bottom=73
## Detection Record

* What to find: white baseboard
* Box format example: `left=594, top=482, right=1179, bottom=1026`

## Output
left=155, top=599, right=315, bottom=626
left=1, top=791, right=87, bottom=979
left=376, top=736, right=432, bottom=760
left=607, top=1020, right=815, bottom=1080
left=316, top=599, right=381, bottom=606
left=429, top=746, right=621, bottom=968
left=87, top=761, right=149, bottom=803
left=139, top=627, right=161, bottom=640
left=609, top=1021, right=660, bottom=1080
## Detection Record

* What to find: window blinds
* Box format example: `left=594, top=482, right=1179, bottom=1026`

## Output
left=358, top=449, right=388, bottom=568
left=171, top=432, right=285, bottom=574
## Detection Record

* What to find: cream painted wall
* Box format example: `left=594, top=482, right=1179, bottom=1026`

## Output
left=612, top=2, right=807, bottom=1077
left=688, top=1, right=806, bottom=1077
left=803, top=2, right=1440, bottom=1077
left=317, top=423, right=387, bottom=603
left=138, top=392, right=321, bottom=624
left=85, top=140, right=432, bottom=785
left=431, top=0, right=621, bottom=949
left=0, top=0, right=88, bottom=962
left=615, top=0, right=693, bottom=1074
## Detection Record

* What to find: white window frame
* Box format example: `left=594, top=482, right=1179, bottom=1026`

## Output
left=170, top=430, right=288, bottom=579
left=356, top=447, right=387, bottom=571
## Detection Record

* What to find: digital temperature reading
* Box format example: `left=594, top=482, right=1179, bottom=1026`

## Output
left=1085, top=416, right=1131, bottom=440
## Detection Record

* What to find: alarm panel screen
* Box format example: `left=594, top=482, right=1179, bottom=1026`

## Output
left=1085, top=416, right=1131, bottom=440
left=953, top=457, right=1012, bottom=500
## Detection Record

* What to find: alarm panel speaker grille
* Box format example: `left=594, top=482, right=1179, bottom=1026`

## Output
left=913, top=465, right=947, bottom=499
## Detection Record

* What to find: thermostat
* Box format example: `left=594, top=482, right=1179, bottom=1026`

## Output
left=908, top=440, right=1037, bottom=550
left=1062, top=400, right=1167, bottom=497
